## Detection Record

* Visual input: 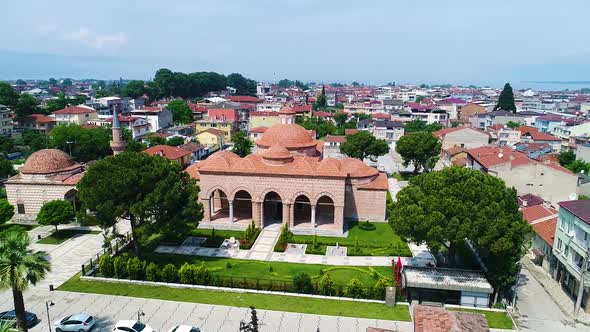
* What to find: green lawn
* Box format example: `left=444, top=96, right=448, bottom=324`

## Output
left=391, top=172, right=416, bottom=181
left=0, top=223, right=39, bottom=233
left=284, top=221, right=411, bottom=256
left=37, top=229, right=101, bottom=244
left=448, top=308, right=513, bottom=329
left=126, top=252, right=392, bottom=287
left=59, top=273, right=412, bottom=322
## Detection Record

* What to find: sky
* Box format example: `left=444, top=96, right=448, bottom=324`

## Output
left=1, top=0, right=589, bottom=88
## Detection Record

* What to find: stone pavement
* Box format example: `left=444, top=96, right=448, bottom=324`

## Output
left=244, top=223, right=282, bottom=260
left=0, top=289, right=413, bottom=332
left=520, top=256, right=590, bottom=326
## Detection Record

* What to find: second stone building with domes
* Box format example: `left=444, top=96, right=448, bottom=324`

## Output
left=186, top=108, right=388, bottom=235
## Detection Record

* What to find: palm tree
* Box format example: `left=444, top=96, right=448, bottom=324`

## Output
left=0, top=320, right=15, bottom=332
left=0, top=230, right=51, bottom=332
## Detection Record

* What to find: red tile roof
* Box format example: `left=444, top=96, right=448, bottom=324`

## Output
left=413, top=305, right=488, bottom=332
left=207, top=108, right=238, bottom=122
left=468, top=146, right=574, bottom=175
left=292, top=104, right=312, bottom=113
left=522, top=205, right=557, bottom=224
left=26, top=114, right=54, bottom=123
left=250, top=111, right=279, bottom=117
left=515, top=125, right=538, bottom=134
left=433, top=127, right=488, bottom=138
left=527, top=131, right=561, bottom=141
left=201, top=128, right=225, bottom=136
left=518, top=193, right=544, bottom=207
left=325, top=135, right=346, bottom=143
left=144, top=145, right=191, bottom=160
left=371, top=113, right=391, bottom=120
left=532, top=217, right=557, bottom=247
left=226, top=96, right=263, bottom=103
left=345, top=129, right=359, bottom=136
left=249, top=126, right=268, bottom=134
left=52, top=106, right=96, bottom=115
left=313, top=111, right=333, bottom=118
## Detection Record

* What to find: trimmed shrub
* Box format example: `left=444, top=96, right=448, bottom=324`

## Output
left=178, top=262, right=195, bottom=284
left=98, top=254, right=114, bottom=277
left=226, top=261, right=232, bottom=269
left=194, top=263, right=211, bottom=285
left=211, top=227, right=216, bottom=239
left=293, top=272, right=313, bottom=294
left=127, top=257, right=146, bottom=280
left=161, top=264, right=178, bottom=283
left=145, top=262, right=160, bottom=282
left=346, top=278, right=364, bottom=298
left=372, top=278, right=390, bottom=300
left=113, top=256, right=127, bottom=278
left=318, top=273, right=335, bottom=296
left=358, top=221, right=376, bottom=231
left=275, top=224, right=293, bottom=250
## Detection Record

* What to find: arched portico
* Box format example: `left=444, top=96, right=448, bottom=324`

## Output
left=263, top=191, right=283, bottom=227
left=293, top=195, right=311, bottom=226
left=64, top=189, right=80, bottom=211
left=316, top=195, right=335, bottom=226
left=234, top=190, right=252, bottom=222
left=209, top=189, right=229, bottom=221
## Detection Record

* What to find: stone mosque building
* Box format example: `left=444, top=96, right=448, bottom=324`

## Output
left=186, top=107, right=388, bottom=235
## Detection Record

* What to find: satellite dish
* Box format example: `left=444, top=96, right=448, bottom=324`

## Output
left=498, top=153, right=504, bottom=159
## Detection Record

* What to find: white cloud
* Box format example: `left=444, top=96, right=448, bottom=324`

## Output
left=63, top=27, right=127, bottom=49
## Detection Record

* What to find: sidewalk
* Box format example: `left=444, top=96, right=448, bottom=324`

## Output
left=521, top=256, right=590, bottom=325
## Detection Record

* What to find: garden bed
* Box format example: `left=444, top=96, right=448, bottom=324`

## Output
left=277, top=221, right=412, bottom=257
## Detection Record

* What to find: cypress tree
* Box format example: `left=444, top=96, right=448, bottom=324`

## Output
left=494, top=83, right=516, bottom=112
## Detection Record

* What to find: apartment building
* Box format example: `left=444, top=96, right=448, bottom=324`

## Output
left=52, top=105, right=98, bottom=125
left=0, top=104, right=13, bottom=137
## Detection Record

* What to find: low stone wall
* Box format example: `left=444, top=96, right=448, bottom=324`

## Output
left=81, top=275, right=412, bottom=306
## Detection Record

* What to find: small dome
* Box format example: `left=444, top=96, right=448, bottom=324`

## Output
left=20, top=149, right=77, bottom=174
left=256, top=123, right=316, bottom=148
left=201, top=151, right=241, bottom=169
left=262, top=145, right=292, bottom=160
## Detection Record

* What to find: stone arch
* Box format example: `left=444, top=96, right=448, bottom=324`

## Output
left=262, top=191, right=283, bottom=227
left=312, top=191, right=337, bottom=206
left=230, top=186, right=253, bottom=201
left=64, top=189, right=80, bottom=211
left=293, top=194, right=312, bottom=227
left=233, top=190, right=253, bottom=221
left=258, top=187, right=285, bottom=203
left=209, top=187, right=230, bottom=221
left=290, top=191, right=313, bottom=204
left=205, top=185, right=231, bottom=200
left=316, top=195, right=335, bottom=226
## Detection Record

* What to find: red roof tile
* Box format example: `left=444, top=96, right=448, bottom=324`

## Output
left=249, top=126, right=268, bottom=133
left=144, top=145, right=191, bottom=160
left=52, top=106, right=96, bottom=115
left=371, top=113, right=391, bottom=120
left=250, top=111, right=279, bottom=117
left=226, top=96, right=263, bottom=103
left=325, top=135, right=346, bottom=143
left=522, top=205, right=557, bottom=224
left=25, top=114, right=54, bottom=123
left=527, top=131, right=561, bottom=141
left=532, top=217, right=557, bottom=247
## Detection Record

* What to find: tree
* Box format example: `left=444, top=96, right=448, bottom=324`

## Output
left=37, top=200, right=75, bottom=232
left=0, top=158, right=15, bottom=179
left=314, top=89, right=328, bottom=110
left=340, top=131, right=389, bottom=161
left=50, top=124, right=112, bottom=162
left=558, top=151, right=576, bottom=167
left=166, top=100, right=193, bottom=124
left=0, top=230, right=50, bottom=332
left=353, top=113, right=371, bottom=121
left=123, top=80, right=146, bottom=99
left=166, top=136, right=185, bottom=147
left=505, top=121, right=521, bottom=129
left=15, top=80, right=26, bottom=86
left=333, top=112, right=348, bottom=127
left=22, top=129, right=48, bottom=152
left=227, top=73, right=257, bottom=96
left=77, top=152, right=202, bottom=253
left=232, top=131, right=253, bottom=157
left=566, top=160, right=590, bottom=174
left=351, top=81, right=360, bottom=87
left=0, top=82, right=18, bottom=108
left=0, top=199, right=14, bottom=226
left=395, top=132, right=441, bottom=174
left=403, top=119, right=443, bottom=133
left=494, top=83, right=516, bottom=112
left=126, top=139, right=147, bottom=152
left=0, top=136, right=15, bottom=156
left=390, top=167, right=530, bottom=293
left=13, top=94, right=39, bottom=118
left=146, top=134, right=167, bottom=147
left=154, top=68, right=176, bottom=98
left=45, top=93, right=84, bottom=113
left=62, top=78, right=73, bottom=87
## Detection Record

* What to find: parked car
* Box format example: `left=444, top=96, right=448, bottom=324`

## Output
left=168, top=325, right=201, bottom=332
left=0, top=310, right=38, bottom=328
left=113, top=320, right=154, bottom=332
left=54, top=313, right=96, bottom=332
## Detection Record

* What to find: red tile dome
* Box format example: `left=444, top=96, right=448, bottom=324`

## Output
left=256, top=123, right=316, bottom=148
left=262, top=145, right=293, bottom=160
left=20, top=149, right=78, bottom=174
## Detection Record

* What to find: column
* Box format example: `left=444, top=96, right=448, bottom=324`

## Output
left=209, top=198, right=214, bottom=215
left=282, top=203, right=290, bottom=226
left=202, top=198, right=211, bottom=222
left=252, top=201, right=261, bottom=228
left=229, top=200, right=234, bottom=222
left=289, top=203, right=295, bottom=228
left=311, top=204, right=316, bottom=228
left=260, top=201, right=265, bottom=227
left=335, top=205, right=345, bottom=233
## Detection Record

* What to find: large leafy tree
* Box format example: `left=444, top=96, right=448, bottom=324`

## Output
left=166, top=100, right=193, bottom=124
left=123, top=80, right=146, bottom=99
left=395, top=132, right=441, bottom=174
left=13, top=94, right=39, bottom=118
left=0, top=158, right=15, bottom=179
left=22, top=129, right=48, bottom=152
left=0, top=82, right=19, bottom=107
left=333, top=112, right=348, bottom=127
left=340, top=131, right=389, bottom=161
left=566, top=159, right=590, bottom=174
left=403, top=119, right=443, bottom=133
left=232, top=131, right=253, bottom=157
left=49, top=124, right=112, bottom=162
left=0, top=199, right=14, bottom=226
left=390, top=167, right=530, bottom=294
left=77, top=152, right=202, bottom=252
left=154, top=68, right=176, bottom=98
left=37, top=200, right=75, bottom=232
left=227, top=73, right=257, bottom=96
left=558, top=151, right=576, bottom=167
left=494, top=83, right=516, bottom=112
left=0, top=230, right=51, bottom=332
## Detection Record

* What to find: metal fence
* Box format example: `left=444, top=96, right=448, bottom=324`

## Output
left=81, top=231, right=132, bottom=276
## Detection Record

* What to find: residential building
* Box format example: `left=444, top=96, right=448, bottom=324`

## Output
left=52, top=105, right=98, bottom=125
left=256, top=103, right=283, bottom=112
left=130, top=106, right=173, bottom=131
left=433, top=127, right=489, bottom=150
left=19, top=114, right=54, bottom=134
left=0, top=104, right=13, bottom=137
left=553, top=200, right=590, bottom=313
left=518, top=193, right=546, bottom=208
left=88, top=115, right=151, bottom=139
left=458, top=103, right=486, bottom=123
left=577, top=143, right=590, bottom=163
left=441, top=146, right=468, bottom=167
left=323, top=135, right=347, bottom=159
left=535, top=114, right=565, bottom=133
left=466, top=146, right=578, bottom=206
left=179, top=142, right=207, bottom=163
left=519, top=128, right=562, bottom=152
left=249, top=111, right=280, bottom=128
left=195, top=108, right=238, bottom=142
left=195, top=128, right=226, bottom=152
left=486, top=125, right=521, bottom=147
left=373, top=120, right=405, bottom=148
left=522, top=204, right=558, bottom=274
left=144, top=145, right=192, bottom=168
left=470, top=110, right=525, bottom=130
left=514, top=142, right=553, bottom=160
left=248, top=127, right=268, bottom=141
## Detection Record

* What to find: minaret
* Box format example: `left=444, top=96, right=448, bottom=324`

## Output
left=110, top=106, right=126, bottom=155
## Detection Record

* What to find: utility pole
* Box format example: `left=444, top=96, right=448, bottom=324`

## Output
left=575, top=246, right=590, bottom=316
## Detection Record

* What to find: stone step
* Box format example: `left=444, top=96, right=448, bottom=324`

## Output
left=197, top=222, right=248, bottom=231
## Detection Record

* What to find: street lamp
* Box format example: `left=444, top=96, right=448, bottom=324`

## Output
left=65, top=140, right=74, bottom=156
left=45, top=300, right=55, bottom=332
left=137, top=309, right=145, bottom=322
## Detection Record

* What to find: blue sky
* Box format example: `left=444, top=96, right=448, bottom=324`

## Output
left=1, top=0, right=589, bottom=87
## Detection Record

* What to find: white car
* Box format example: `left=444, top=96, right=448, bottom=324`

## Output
left=167, top=325, right=201, bottom=332
left=54, top=313, right=95, bottom=332
left=113, top=320, right=154, bottom=332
